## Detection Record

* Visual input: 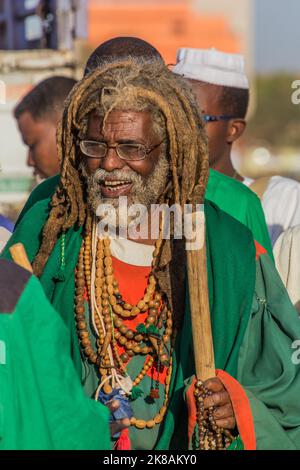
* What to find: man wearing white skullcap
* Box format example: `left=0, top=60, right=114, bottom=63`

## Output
left=173, top=48, right=249, bottom=179
left=173, top=48, right=300, bottom=247
left=173, top=48, right=273, bottom=256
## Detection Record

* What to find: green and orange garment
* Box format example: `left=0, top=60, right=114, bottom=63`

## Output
left=2, top=196, right=300, bottom=449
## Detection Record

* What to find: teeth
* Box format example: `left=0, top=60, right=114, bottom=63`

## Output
left=103, top=180, right=131, bottom=187
left=105, top=186, right=123, bottom=192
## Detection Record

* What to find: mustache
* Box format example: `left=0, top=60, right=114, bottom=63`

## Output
left=91, top=168, right=143, bottom=184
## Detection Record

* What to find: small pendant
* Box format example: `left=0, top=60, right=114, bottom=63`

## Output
left=150, top=388, right=160, bottom=399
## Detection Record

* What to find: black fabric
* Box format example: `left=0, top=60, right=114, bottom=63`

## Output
left=0, top=259, right=31, bottom=313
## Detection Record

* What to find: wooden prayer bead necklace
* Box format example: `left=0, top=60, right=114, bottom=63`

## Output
left=193, top=380, right=235, bottom=450
left=75, top=228, right=175, bottom=430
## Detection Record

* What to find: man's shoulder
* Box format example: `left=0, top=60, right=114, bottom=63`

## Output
left=39, top=174, right=60, bottom=193
left=16, top=175, right=59, bottom=228
left=28, top=174, right=60, bottom=204
left=204, top=198, right=252, bottom=237
left=208, top=169, right=260, bottom=202
left=20, top=197, right=51, bottom=222
left=0, top=259, right=32, bottom=313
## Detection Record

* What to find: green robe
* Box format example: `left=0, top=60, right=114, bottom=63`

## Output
left=2, top=196, right=300, bottom=450
left=16, top=169, right=273, bottom=259
left=0, top=259, right=111, bottom=450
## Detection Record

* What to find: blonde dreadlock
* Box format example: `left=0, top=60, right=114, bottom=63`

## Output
left=32, top=59, right=209, bottom=277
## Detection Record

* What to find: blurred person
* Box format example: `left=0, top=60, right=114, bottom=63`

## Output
left=273, top=225, right=300, bottom=314
left=14, top=76, right=77, bottom=181
left=173, top=48, right=300, bottom=246
left=245, top=175, right=300, bottom=246
left=14, top=38, right=272, bottom=261
left=84, top=36, right=163, bottom=74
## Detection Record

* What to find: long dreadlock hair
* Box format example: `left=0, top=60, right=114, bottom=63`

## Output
left=32, top=58, right=209, bottom=277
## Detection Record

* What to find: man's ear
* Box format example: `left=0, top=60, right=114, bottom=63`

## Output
left=226, top=119, right=246, bottom=144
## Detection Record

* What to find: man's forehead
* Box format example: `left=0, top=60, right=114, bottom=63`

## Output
left=191, top=80, right=222, bottom=98
left=88, top=109, right=151, bottom=132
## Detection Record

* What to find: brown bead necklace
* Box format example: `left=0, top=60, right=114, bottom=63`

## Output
left=75, top=223, right=175, bottom=430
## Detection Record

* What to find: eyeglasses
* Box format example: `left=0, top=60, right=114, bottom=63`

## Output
left=80, top=140, right=164, bottom=162
left=202, top=114, right=240, bottom=123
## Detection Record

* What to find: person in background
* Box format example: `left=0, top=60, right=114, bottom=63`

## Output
left=173, top=48, right=300, bottom=247
left=273, top=225, right=300, bottom=314
left=14, top=76, right=77, bottom=181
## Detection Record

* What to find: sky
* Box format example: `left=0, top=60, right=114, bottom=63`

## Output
left=255, top=0, right=300, bottom=73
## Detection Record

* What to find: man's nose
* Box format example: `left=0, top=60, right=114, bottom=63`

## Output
left=100, top=147, right=126, bottom=172
left=27, top=149, right=35, bottom=168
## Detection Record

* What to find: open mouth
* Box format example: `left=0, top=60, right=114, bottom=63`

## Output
left=100, top=179, right=133, bottom=197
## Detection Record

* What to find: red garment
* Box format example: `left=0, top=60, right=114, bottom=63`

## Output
left=112, top=256, right=167, bottom=385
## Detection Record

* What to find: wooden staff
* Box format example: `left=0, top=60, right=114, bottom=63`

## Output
left=186, top=210, right=215, bottom=381
left=9, top=243, right=33, bottom=273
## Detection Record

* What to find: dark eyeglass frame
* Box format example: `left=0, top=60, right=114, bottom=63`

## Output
left=202, top=114, right=240, bottom=123
left=79, top=140, right=164, bottom=162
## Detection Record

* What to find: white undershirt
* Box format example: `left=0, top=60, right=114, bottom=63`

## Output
left=242, top=177, right=254, bottom=187
left=109, top=237, right=154, bottom=267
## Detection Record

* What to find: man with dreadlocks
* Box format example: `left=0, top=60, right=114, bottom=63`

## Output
left=3, top=56, right=300, bottom=451
left=16, top=38, right=272, bottom=262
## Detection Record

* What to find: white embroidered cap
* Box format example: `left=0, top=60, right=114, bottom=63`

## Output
left=172, top=48, right=249, bottom=89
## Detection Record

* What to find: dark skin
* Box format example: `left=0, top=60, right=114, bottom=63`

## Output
left=85, top=109, right=237, bottom=432
left=17, top=111, right=60, bottom=179
left=86, top=109, right=161, bottom=181
left=85, top=109, right=164, bottom=245
left=189, top=80, right=246, bottom=181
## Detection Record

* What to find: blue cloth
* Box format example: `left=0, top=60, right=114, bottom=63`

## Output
left=98, top=388, right=133, bottom=421
left=98, top=388, right=133, bottom=438
left=0, top=215, right=14, bottom=233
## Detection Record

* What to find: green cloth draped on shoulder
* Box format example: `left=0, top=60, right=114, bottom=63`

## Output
left=3, top=195, right=300, bottom=449
left=16, top=169, right=273, bottom=261
left=3, top=196, right=255, bottom=449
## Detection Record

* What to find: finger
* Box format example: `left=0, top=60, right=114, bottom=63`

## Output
left=204, top=391, right=230, bottom=409
left=106, top=399, right=120, bottom=413
left=215, top=417, right=236, bottom=430
left=110, top=417, right=130, bottom=436
left=203, top=378, right=225, bottom=393
left=213, top=404, right=234, bottom=420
